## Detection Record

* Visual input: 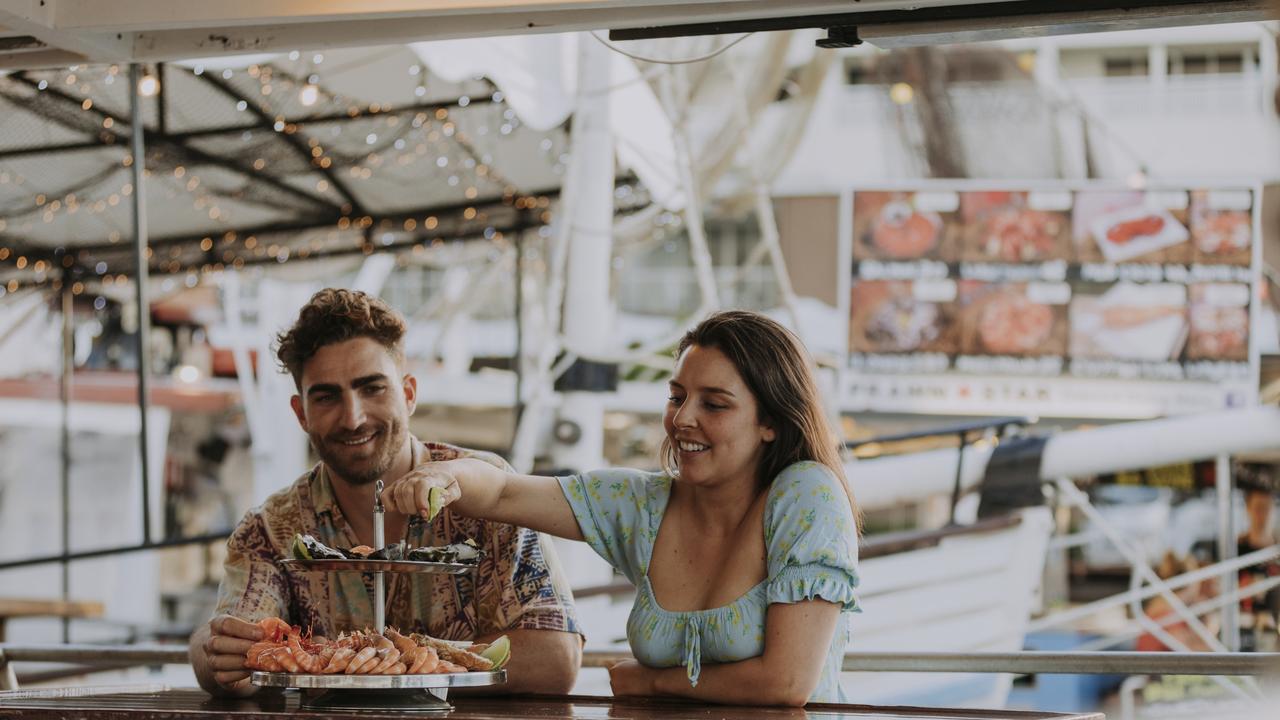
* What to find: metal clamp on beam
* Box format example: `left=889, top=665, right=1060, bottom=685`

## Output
left=817, top=26, right=862, bottom=48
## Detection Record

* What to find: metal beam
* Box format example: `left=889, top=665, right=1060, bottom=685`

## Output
left=578, top=649, right=1280, bottom=675
left=0, top=0, right=131, bottom=59
left=53, top=0, right=870, bottom=33
left=0, top=34, right=41, bottom=51
left=0, top=92, right=496, bottom=159
left=0, top=47, right=79, bottom=70
left=127, top=63, right=154, bottom=548
left=119, top=2, right=888, bottom=61
left=0, top=0, right=1274, bottom=66
left=5, top=73, right=341, bottom=214
left=194, top=69, right=365, bottom=215
left=4, top=184, right=559, bottom=257
left=609, top=0, right=1278, bottom=46
left=0, top=531, right=232, bottom=572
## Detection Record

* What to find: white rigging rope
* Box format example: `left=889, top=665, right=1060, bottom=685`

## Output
left=589, top=31, right=754, bottom=66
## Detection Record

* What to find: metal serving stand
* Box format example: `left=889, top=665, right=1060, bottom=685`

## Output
left=252, top=669, right=506, bottom=713
left=258, top=481, right=501, bottom=712
left=256, top=554, right=502, bottom=712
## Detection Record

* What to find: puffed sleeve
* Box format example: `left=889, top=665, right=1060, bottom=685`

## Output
left=764, top=462, right=860, bottom=611
left=557, top=468, right=664, bottom=585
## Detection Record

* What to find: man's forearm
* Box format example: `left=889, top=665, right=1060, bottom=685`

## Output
left=454, top=628, right=581, bottom=696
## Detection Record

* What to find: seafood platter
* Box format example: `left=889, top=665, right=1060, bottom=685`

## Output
left=248, top=617, right=510, bottom=712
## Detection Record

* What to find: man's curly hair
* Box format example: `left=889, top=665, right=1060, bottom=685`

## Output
left=275, top=288, right=406, bottom=388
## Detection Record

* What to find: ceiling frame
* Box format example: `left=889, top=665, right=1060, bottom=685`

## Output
left=1, top=1, right=1274, bottom=69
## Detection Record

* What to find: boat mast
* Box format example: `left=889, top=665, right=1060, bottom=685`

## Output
left=549, top=33, right=616, bottom=474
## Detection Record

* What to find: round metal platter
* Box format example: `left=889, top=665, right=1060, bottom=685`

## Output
left=252, top=669, right=505, bottom=690
left=278, top=558, right=476, bottom=575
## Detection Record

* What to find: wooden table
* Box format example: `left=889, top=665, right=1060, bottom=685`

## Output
left=0, top=599, right=104, bottom=642
left=0, top=688, right=1104, bottom=719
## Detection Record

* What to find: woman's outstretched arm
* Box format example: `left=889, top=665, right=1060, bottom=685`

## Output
left=609, top=599, right=841, bottom=707
left=381, top=458, right=583, bottom=541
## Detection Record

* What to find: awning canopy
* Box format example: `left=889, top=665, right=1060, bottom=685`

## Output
left=0, top=45, right=629, bottom=289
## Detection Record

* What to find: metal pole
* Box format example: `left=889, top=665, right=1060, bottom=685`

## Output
left=59, top=275, right=72, bottom=644
left=577, top=649, right=1280, bottom=676
left=128, top=63, right=153, bottom=545
left=550, top=33, right=614, bottom=474
left=949, top=430, right=966, bottom=525
left=1217, top=453, right=1239, bottom=651
left=513, top=226, right=524, bottom=442
left=0, top=649, right=16, bottom=691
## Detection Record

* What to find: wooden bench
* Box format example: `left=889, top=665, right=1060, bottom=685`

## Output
left=0, top=599, right=104, bottom=643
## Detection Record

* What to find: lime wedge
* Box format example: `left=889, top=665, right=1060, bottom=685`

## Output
left=479, top=635, right=510, bottom=669
left=427, top=486, right=445, bottom=522
left=291, top=534, right=312, bottom=560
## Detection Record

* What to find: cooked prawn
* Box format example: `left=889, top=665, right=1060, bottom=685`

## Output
left=407, top=646, right=439, bottom=674
left=269, top=646, right=301, bottom=673
left=257, top=617, right=294, bottom=643
left=321, top=647, right=357, bottom=673
left=287, top=633, right=325, bottom=674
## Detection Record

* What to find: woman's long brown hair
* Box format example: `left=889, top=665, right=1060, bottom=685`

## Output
left=659, top=310, right=860, bottom=532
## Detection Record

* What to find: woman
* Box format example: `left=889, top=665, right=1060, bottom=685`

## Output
left=384, top=310, right=860, bottom=706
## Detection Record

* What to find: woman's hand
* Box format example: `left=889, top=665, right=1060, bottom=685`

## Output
left=380, top=462, right=461, bottom=520
left=380, top=458, right=584, bottom=540
left=607, top=659, right=656, bottom=697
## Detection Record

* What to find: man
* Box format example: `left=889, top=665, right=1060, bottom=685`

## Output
left=190, top=288, right=582, bottom=696
left=1237, top=469, right=1279, bottom=636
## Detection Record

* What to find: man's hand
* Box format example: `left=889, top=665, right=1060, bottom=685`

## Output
left=199, top=614, right=263, bottom=692
left=381, top=462, right=461, bottom=520
left=608, top=659, right=656, bottom=697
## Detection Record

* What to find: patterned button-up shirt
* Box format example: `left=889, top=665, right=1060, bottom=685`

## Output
left=213, top=439, right=580, bottom=641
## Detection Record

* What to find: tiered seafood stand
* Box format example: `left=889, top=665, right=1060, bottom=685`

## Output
left=248, top=541, right=504, bottom=713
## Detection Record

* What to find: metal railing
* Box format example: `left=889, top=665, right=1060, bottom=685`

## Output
left=2, top=643, right=1276, bottom=693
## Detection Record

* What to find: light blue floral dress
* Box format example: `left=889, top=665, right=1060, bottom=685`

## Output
left=558, top=460, right=860, bottom=703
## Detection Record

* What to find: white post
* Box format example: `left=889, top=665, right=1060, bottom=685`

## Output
left=1149, top=44, right=1168, bottom=116
left=1259, top=30, right=1278, bottom=122
left=1216, top=454, right=1239, bottom=651
left=550, top=33, right=615, bottom=474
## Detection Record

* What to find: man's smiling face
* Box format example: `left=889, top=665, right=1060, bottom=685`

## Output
left=290, top=336, right=416, bottom=486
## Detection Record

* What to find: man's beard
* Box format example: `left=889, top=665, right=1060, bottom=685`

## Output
left=310, top=417, right=406, bottom=486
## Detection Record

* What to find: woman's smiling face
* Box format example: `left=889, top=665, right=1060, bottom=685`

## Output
left=663, top=344, right=775, bottom=488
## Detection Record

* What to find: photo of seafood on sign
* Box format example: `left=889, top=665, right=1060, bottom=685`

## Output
left=958, top=281, right=1069, bottom=357
left=1072, top=190, right=1192, bottom=265
left=958, top=190, right=1072, bottom=263
left=1068, top=283, right=1188, bottom=362
left=1189, top=189, right=1253, bottom=266
left=849, top=280, right=960, bottom=354
left=1187, top=282, right=1251, bottom=361
left=853, top=190, right=959, bottom=262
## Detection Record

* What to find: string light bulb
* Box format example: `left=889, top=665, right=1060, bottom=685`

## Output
left=299, top=83, right=320, bottom=107
left=137, top=73, right=160, bottom=97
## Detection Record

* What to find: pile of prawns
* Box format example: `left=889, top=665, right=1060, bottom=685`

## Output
left=244, top=617, right=495, bottom=675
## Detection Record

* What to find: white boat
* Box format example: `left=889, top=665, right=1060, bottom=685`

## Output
left=846, top=508, right=1054, bottom=708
